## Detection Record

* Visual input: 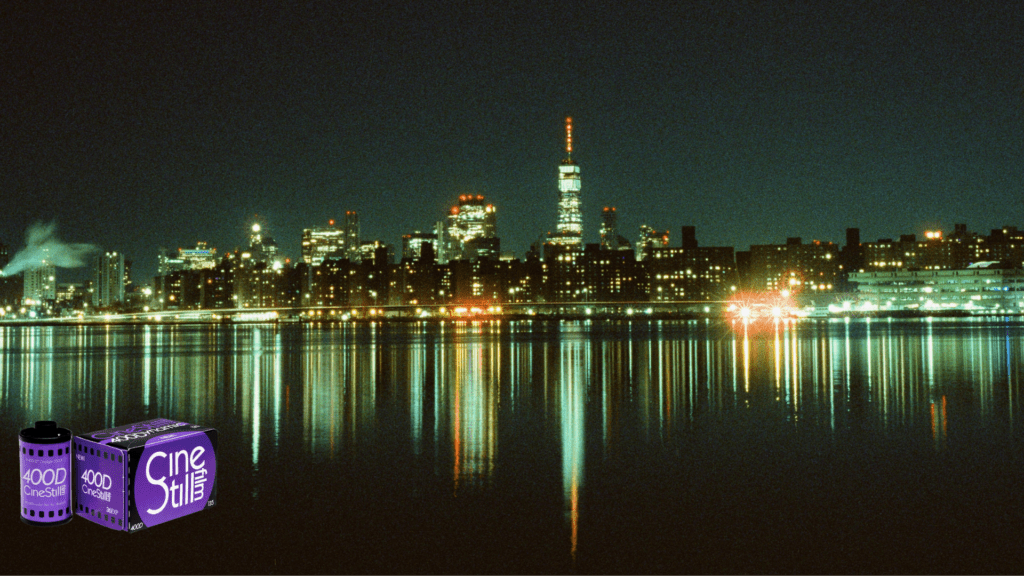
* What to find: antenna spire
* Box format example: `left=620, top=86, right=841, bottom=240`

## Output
left=565, top=116, right=573, bottom=158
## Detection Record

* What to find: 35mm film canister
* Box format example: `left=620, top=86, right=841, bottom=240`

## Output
left=19, top=421, right=73, bottom=526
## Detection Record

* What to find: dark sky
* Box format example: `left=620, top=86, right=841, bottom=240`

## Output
left=3, top=1, right=1023, bottom=281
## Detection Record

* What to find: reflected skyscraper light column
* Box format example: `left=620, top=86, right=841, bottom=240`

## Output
left=274, top=330, right=282, bottom=447
left=733, top=332, right=741, bottom=399
left=731, top=334, right=738, bottom=400
left=434, top=331, right=445, bottom=472
left=599, top=339, right=629, bottom=456
left=686, top=338, right=695, bottom=422
left=925, top=320, right=935, bottom=392
left=774, top=325, right=782, bottom=397
left=361, top=324, right=378, bottom=437
left=828, top=335, right=836, bottom=432
left=601, top=343, right=611, bottom=452
left=0, top=328, right=7, bottom=405
left=409, top=324, right=424, bottom=455
left=301, top=325, right=337, bottom=455
left=635, top=337, right=654, bottom=437
left=20, top=327, right=50, bottom=415
left=559, top=337, right=588, bottom=566
left=1006, top=330, right=1016, bottom=429
left=930, top=395, right=947, bottom=451
left=866, top=320, right=874, bottom=406
left=828, top=326, right=848, bottom=430
left=252, top=327, right=262, bottom=470
left=707, top=338, right=718, bottom=414
left=448, top=333, right=498, bottom=492
left=878, top=324, right=889, bottom=426
left=156, top=327, right=169, bottom=417
left=98, top=327, right=115, bottom=425
left=742, top=326, right=750, bottom=395
left=143, top=325, right=152, bottom=410
left=844, top=320, right=852, bottom=407
left=656, top=339, right=665, bottom=432
left=783, top=324, right=792, bottom=413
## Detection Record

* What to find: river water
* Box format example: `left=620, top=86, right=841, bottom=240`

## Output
left=3, top=318, right=1024, bottom=573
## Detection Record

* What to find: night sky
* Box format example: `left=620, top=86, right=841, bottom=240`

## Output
left=3, top=1, right=1023, bottom=281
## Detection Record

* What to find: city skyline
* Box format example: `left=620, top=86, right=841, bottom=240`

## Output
left=3, top=2, right=1022, bottom=282
left=3, top=188, right=1024, bottom=287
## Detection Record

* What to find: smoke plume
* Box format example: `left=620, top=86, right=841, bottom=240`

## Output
left=2, top=222, right=99, bottom=276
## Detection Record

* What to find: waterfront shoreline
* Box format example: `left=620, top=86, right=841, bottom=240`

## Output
left=1, top=308, right=1022, bottom=327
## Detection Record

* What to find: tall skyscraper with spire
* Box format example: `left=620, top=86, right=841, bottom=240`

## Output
left=550, top=117, right=582, bottom=247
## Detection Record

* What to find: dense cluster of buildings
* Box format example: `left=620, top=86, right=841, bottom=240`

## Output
left=135, top=222, right=1024, bottom=314
left=2, top=118, right=1023, bottom=317
left=0, top=247, right=131, bottom=315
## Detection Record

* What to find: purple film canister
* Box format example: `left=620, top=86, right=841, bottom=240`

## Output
left=19, top=421, right=73, bottom=526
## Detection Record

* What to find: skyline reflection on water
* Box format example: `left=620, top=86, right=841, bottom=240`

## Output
left=3, top=318, right=1024, bottom=572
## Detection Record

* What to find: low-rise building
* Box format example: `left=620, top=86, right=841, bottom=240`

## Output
left=849, top=262, right=1024, bottom=312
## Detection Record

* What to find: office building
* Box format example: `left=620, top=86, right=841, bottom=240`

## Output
left=302, top=221, right=347, bottom=265
left=402, top=231, right=440, bottom=261
left=157, top=250, right=185, bottom=276
left=600, top=207, right=625, bottom=250
left=179, top=242, right=217, bottom=270
left=636, top=225, right=670, bottom=260
left=850, top=262, right=1024, bottom=312
left=444, top=195, right=498, bottom=260
left=343, top=211, right=361, bottom=261
left=248, top=223, right=281, bottom=265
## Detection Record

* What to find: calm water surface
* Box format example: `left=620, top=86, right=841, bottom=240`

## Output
left=4, top=319, right=1024, bottom=573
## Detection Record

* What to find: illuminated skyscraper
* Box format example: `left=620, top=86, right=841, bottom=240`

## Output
left=402, top=231, right=439, bottom=260
left=179, top=242, right=217, bottom=270
left=343, top=211, right=360, bottom=261
left=636, top=225, right=670, bottom=260
left=445, top=194, right=498, bottom=260
left=92, top=251, right=125, bottom=307
left=302, top=220, right=346, bottom=265
left=550, top=117, right=582, bottom=248
left=23, top=261, right=56, bottom=304
left=600, top=207, right=617, bottom=249
left=248, top=223, right=280, bottom=264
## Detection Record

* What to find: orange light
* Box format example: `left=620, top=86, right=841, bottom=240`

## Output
left=726, top=290, right=797, bottom=328
left=329, top=219, right=335, bottom=226
left=565, top=117, right=573, bottom=153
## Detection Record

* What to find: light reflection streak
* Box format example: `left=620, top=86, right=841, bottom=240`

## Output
left=0, top=328, right=6, bottom=404
left=743, top=325, right=750, bottom=394
left=446, top=322, right=499, bottom=492
left=559, top=327, right=588, bottom=566
left=252, top=327, right=261, bottom=469
left=435, top=326, right=445, bottom=474
left=274, top=330, right=282, bottom=447
left=104, top=327, right=118, bottom=427
left=143, top=325, right=151, bottom=410
left=409, top=323, right=424, bottom=455
left=774, top=326, right=782, bottom=394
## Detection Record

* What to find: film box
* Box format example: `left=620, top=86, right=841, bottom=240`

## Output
left=73, top=418, right=217, bottom=532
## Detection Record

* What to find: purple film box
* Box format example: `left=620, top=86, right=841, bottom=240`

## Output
left=73, top=418, right=217, bottom=532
